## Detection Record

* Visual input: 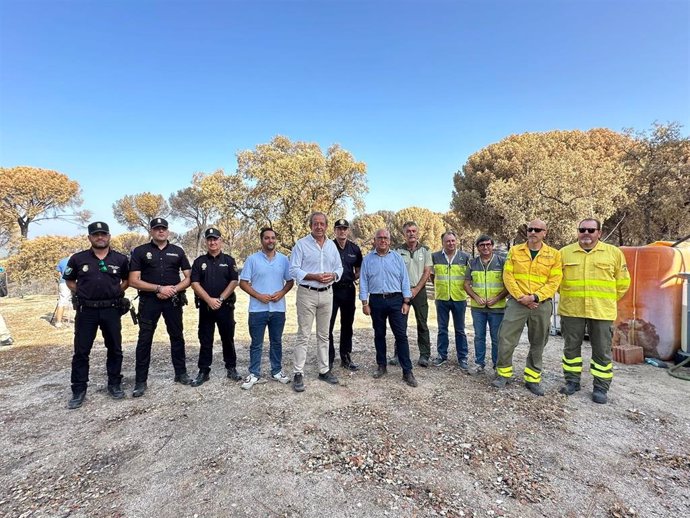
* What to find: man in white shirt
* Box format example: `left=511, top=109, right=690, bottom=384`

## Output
left=289, top=212, right=344, bottom=392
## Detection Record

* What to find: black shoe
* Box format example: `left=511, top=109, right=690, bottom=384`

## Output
left=107, top=384, right=125, bottom=399
left=418, top=357, right=430, bottom=368
left=132, top=381, right=147, bottom=398
left=592, top=388, right=608, bottom=404
left=341, top=359, right=360, bottom=372
left=491, top=376, right=508, bottom=389
left=68, top=391, right=86, bottom=409
left=226, top=367, right=242, bottom=381
left=0, top=337, right=14, bottom=347
left=318, top=370, right=339, bottom=385
left=174, top=372, right=192, bottom=385
left=373, top=365, right=387, bottom=379
left=525, top=382, right=545, bottom=396
left=559, top=381, right=581, bottom=396
left=388, top=356, right=399, bottom=366
left=191, top=369, right=210, bottom=387
left=403, top=371, right=418, bottom=388
left=293, top=373, right=305, bottom=392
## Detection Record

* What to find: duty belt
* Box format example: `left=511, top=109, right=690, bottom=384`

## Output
left=78, top=298, right=122, bottom=308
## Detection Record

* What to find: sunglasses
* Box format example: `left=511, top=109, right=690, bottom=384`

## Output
left=98, top=260, right=108, bottom=273
left=578, top=228, right=598, bottom=234
left=526, top=228, right=545, bottom=233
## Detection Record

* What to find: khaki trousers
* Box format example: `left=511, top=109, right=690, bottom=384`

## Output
left=0, top=311, right=10, bottom=341
left=294, top=286, right=333, bottom=375
left=496, top=298, right=553, bottom=383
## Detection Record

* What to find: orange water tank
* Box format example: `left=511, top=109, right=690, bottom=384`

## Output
left=614, top=241, right=690, bottom=360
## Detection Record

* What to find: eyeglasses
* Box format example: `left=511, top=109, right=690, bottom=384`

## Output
left=526, top=228, right=545, bottom=233
left=578, top=228, right=598, bottom=234
left=477, top=243, right=493, bottom=248
left=98, top=260, right=108, bottom=273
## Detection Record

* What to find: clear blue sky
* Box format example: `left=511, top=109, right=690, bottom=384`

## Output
left=1, top=0, right=688, bottom=237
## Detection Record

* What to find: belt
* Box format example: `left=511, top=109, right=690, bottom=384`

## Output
left=299, top=284, right=332, bottom=292
left=79, top=298, right=121, bottom=308
left=369, top=292, right=401, bottom=299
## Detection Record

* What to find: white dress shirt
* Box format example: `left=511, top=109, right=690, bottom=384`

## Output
left=289, top=233, right=343, bottom=288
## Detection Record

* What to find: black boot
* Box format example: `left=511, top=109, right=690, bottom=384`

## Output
left=174, top=372, right=192, bottom=385
left=107, top=383, right=125, bottom=399
left=68, top=390, right=86, bottom=409
left=132, top=381, right=147, bottom=398
left=191, top=369, right=210, bottom=387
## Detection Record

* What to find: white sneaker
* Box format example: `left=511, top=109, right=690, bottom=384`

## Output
left=241, top=374, right=267, bottom=390
left=271, top=371, right=291, bottom=384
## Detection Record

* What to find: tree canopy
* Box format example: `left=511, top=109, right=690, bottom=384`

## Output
left=203, top=136, right=368, bottom=249
left=0, top=166, right=90, bottom=238
left=451, top=129, right=634, bottom=247
left=112, top=193, right=170, bottom=232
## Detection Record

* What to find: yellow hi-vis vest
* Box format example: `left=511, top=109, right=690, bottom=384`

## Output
left=558, top=241, right=630, bottom=321
left=468, top=254, right=507, bottom=309
left=432, top=250, right=470, bottom=301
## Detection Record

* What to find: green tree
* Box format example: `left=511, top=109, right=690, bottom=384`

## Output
left=0, top=166, right=90, bottom=238
left=112, top=193, right=170, bottom=232
left=207, top=136, right=367, bottom=249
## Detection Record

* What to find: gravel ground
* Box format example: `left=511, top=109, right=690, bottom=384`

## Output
left=0, top=305, right=689, bottom=518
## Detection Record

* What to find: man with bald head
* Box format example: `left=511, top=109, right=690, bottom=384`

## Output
left=492, top=219, right=562, bottom=396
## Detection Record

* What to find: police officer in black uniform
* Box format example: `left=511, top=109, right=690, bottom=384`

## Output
left=189, top=228, right=243, bottom=386
left=128, top=218, right=192, bottom=397
left=328, top=219, right=363, bottom=371
left=64, top=221, right=130, bottom=409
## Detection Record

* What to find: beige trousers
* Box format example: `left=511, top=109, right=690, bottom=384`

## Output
left=293, top=286, right=333, bottom=375
left=0, top=311, right=11, bottom=341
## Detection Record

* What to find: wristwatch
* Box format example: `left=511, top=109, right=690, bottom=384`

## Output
left=533, top=294, right=540, bottom=303
left=218, top=295, right=225, bottom=302
left=403, top=299, right=411, bottom=305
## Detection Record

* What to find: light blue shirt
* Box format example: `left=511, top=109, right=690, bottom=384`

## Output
left=289, top=233, right=343, bottom=288
left=56, top=257, right=70, bottom=284
left=240, top=251, right=292, bottom=313
left=359, top=250, right=412, bottom=300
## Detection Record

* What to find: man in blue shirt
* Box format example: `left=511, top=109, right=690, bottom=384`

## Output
left=54, top=255, right=73, bottom=327
left=360, top=228, right=418, bottom=387
left=239, top=227, right=294, bottom=390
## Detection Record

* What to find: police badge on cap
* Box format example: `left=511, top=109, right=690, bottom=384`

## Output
left=205, top=228, right=221, bottom=239
left=150, top=218, right=169, bottom=229
left=87, top=221, right=110, bottom=234
left=334, top=219, right=350, bottom=229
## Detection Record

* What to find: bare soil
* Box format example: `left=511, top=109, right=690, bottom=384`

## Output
left=0, top=293, right=688, bottom=518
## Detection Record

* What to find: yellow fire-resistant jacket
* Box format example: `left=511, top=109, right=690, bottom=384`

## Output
left=503, top=242, right=562, bottom=302
left=558, top=241, right=630, bottom=321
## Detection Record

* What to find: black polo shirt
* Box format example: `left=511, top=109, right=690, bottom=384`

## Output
left=333, top=239, right=363, bottom=285
left=63, top=248, right=129, bottom=300
left=191, top=252, right=239, bottom=299
left=129, top=241, right=191, bottom=286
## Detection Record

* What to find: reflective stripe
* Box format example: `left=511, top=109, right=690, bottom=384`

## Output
left=590, top=360, right=614, bottom=379
left=562, top=355, right=583, bottom=373
left=560, top=291, right=618, bottom=300
left=497, top=366, right=513, bottom=378
left=561, top=279, right=617, bottom=288
left=524, top=367, right=541, bottom=383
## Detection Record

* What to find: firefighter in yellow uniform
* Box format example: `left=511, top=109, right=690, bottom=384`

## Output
left=492, top=219, right=562, bottom=396
left=558, top=218, right=630, bottom=404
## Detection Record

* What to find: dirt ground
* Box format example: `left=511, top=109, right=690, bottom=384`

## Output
left=0, top=293, right=688, bottom=518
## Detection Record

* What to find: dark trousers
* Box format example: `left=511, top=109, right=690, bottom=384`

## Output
left=197, top=303, right=236, bottom=371
left=71, top=306, right=123, bottom=393
left=369, top=293, right=413, bottom=373
left=328, top=283, right=356, bottom=365
left=406, top=287, right=431, bottom=358
left=135, top=295, right=186, bottom=382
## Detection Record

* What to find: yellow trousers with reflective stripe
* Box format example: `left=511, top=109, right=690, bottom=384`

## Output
left=560, top=316, right=614, bottom=391
left=496, top=298, right=553, bottom=383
